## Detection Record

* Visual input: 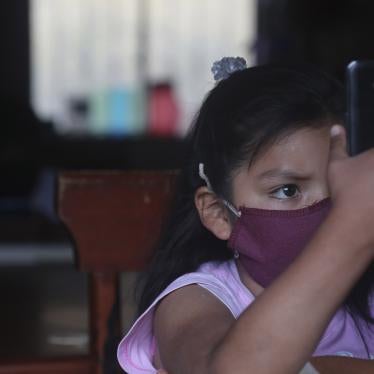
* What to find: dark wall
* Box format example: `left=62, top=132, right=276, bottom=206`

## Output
left=256, top=0, right=374, bottom=81
left=0, top=1, right=29, bottom=104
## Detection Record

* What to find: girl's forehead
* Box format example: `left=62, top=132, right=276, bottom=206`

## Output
left=249, top=127, right=331, bottom=176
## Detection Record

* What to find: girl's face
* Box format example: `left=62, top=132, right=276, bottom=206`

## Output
left=231, top=126, right=331, bottom=210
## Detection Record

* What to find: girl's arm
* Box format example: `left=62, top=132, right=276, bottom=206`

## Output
left=154, top=126, right=374, bottom=374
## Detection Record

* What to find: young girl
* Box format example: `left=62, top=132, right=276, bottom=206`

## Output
left=118, top=59, right=374, bottom=373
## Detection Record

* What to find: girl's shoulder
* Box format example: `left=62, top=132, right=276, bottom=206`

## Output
left=191, top=260, right=255, bottom=315
left=117, top=259, right=254, bottom=373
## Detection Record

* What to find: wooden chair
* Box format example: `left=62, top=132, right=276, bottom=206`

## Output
left=0, top=170, right=177, bottom=374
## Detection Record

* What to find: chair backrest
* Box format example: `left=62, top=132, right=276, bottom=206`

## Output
left=58, top=170, right=178, bottom=374
left=58, top=170, right=178, bottom=272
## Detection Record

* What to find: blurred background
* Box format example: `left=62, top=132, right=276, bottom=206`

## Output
left=1, top=0, right=374, bottom=368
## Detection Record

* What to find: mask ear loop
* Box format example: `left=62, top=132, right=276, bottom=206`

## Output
left=222, top=200, right=242, bottom=218
left=199, top=163, right=241, bottom=260
left=198, top=163, right=241, bottom=218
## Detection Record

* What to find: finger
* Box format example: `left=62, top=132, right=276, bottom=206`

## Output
left=156, top=370, right=168, bottom=374
left=329, top=125, right=348, bottom=161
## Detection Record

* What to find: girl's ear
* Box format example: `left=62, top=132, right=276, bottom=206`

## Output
left=194, top=186, right=232, bottom=240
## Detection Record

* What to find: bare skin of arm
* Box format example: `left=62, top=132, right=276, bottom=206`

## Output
left=154, top=285, right=236, bottom=373
left=154, top=127, right=374, bottom=374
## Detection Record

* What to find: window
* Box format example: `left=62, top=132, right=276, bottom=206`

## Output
left=31, top=0, right=256, bottom=136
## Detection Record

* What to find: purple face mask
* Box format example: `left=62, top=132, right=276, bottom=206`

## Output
left=227, top=198, right=332, bottom=288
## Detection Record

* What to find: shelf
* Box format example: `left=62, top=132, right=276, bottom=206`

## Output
left=1, top=135, right=187, bottom=170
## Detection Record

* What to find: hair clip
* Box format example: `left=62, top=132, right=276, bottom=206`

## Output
left=198, top=163, right=213, bottom=191
left=211, top=56, right=247, bottom=81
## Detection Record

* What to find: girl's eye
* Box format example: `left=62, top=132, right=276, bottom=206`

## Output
left=271, top=184, right=300, bottom=200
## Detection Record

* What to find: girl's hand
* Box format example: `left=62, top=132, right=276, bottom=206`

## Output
left=328, top=124, right=374, bottom=251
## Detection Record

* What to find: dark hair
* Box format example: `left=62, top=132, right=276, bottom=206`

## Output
left=138, top=64, right=373, bottom=330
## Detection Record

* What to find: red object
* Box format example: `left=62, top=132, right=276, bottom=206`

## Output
left=148, top=83, right=179, bottom=136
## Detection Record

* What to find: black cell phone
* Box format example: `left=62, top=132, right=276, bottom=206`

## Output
left=346, top=60, right=374, bottom=156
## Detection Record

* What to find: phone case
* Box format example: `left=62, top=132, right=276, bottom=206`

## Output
left=346, top=60, right=374, bottom=155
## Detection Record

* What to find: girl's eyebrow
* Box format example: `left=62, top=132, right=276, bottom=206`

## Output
left=257, top=168, right=310, bottom=181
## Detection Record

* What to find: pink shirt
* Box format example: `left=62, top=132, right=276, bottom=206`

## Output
left=117, top=260, right=374, bottom=373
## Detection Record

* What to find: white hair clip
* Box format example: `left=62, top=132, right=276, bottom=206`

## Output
left=198, top=163, right=213, bottom=191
